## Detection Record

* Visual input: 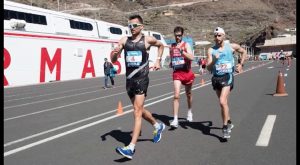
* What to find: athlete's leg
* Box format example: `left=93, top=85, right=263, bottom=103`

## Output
left=185, top=84, right=192, bottom=110
left=185, top=83, right=193, bottom=122
left=287, top=57, right=291, bottom=67
left=142, top=108, right=157, bottom=125
left=216, top=86, right=231, bottom=125
left=129, top=94, right=145, bottom=145
left=173, top=80, right=182, bottom=119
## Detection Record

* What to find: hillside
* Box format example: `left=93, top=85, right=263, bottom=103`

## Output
left=9, top=0, right=296, bottom=47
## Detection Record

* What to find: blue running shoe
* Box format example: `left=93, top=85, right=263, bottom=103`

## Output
left=116, top=146, right=135, bottom=159
left=153, top=123, right=165, bottom=143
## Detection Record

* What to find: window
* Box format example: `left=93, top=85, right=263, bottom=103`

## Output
left=25, top=13, right=33, bottom=23
left=17, top=12, right=25, bottom=20
left=109, top=27, right=122, bottom=35
left=33, top=14, right=39, bottom=23
left=152, top=34, right=161, bottom=40
left=69, top=20, right=93, bottom=31
left=4, top=9, right=47, bottom=25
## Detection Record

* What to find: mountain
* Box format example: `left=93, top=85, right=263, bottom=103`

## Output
left=9, top=0, right=296, bottom=48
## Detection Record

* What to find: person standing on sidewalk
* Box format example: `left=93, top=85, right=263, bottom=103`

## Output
left=103, top=58, right=114, bottom=89
left=206, top=27, right=247, bottom=139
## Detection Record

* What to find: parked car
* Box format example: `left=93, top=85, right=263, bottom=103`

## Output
left=259, top=53, right=271, bottom=60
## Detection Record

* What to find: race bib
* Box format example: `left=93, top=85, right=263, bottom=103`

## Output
left=170, top=47, right=182, bottom=57
left=215, top=61, right=233, bottom=74
left=172, top=57, right=185, bottom=69
left=170, top=47, right=185, bottom=69
left=126, top=51, right=142, bottom=67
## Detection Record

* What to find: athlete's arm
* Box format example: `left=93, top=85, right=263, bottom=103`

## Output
left=182, top=43, right=194, bottom=61
left=231, top=43, right=247, bottom=73
left=146, top=36, right=164, bottom=70
left=206, top=47, right=214, bottom=72
left=111, top=37, right=126, bottom=63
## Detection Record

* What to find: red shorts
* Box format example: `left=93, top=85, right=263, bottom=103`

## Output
left=173, top=70, right=195, bottom=85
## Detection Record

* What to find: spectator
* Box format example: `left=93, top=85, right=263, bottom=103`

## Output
left=103, top=58, right=114, bottom=89
left=198, top=58, right=203, bottom=74
left=279, top=50, right=286, bottom=67
left=201, top=58, right=207, bottom=74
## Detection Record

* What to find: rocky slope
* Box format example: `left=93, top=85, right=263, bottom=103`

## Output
left=10, top=0, right=296, bottom=48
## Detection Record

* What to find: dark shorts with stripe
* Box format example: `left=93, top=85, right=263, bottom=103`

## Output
left=126, top=76, right=149, bottom=99
left=211, top=73, right=234, bottom=91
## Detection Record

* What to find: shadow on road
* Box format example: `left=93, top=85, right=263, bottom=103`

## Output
left=180, top=121, right=228, bottom=143
left=152, top=113, right=185, bottom=128
left=114, top=157, right=132, bottom=162
left=101, top=130, right=152, bottom=162
left=101, top=130, right=132, bottom=145
left=100, top=129, right=151, bottom=145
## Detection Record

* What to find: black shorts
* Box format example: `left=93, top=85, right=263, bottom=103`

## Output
left=126, top=76, right=149, bottom=99
left=201, top=65, right=206, bottom=69
left=279, top=57, right=285, bottom=61
left=211, top=73, right=234, bottom=91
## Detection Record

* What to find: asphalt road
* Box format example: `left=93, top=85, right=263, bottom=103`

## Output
left=4, top=59, right=296, bottom=165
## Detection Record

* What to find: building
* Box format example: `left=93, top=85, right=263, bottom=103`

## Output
left=256, top=34, right=296, bottom=58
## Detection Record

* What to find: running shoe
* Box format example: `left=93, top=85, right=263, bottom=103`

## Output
left=186, top=112, right=193, bottom=122
left=116, top=146, right=135, bottom=159
left=153, top=123, right=165, bottom=143
left=227, top=123, right=234, bottom=133
left=170, top=120, right=178, bottom=128
left=222, top=127, right=230, bottom=139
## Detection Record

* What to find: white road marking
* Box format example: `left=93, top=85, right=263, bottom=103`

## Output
left=4, top=81, right=173, bottom=121
left=3, top=82, right=211, bottom=157
left=3, top=61, right=273, bottom=156
left=4, top=90, right=180, bottom=147
left=256, top=115, right=276, bottom=147
left=4, top=77, right=171, bottom=108
left=4, top=77, right=170, bottom=102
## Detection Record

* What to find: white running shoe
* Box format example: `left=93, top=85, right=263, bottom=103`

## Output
left=227, top=123, right=234, bottom=133
left=222, top=128, right=230, bottom=139
left=170, top=120, right=178, bottom=128
left=186, top=112, right=193, bottom=122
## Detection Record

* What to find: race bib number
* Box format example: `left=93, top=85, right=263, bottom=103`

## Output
left=126, top=51, right=142, bottom=67
left=172, top=57, right=185, bottom=69
left=170, top=47, right=185, bottom=69
left=215, top=61, right=233, bottom=74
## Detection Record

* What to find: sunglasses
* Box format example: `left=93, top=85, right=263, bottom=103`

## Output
left=128, top=23, right=142, bottom=29
left=175, top=34, right=183, bottom=37
left=214, top=34, right=222, bottom=37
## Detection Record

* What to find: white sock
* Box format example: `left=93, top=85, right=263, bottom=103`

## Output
left=188, top=109, right=192, bottom=115
left=128, top=143, right=135, bottom=151
left=153, top=122, right=160, bottom=130
left=173, top=115, right=178, bottom=121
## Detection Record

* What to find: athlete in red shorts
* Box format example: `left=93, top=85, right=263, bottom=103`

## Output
left=169, top=26, right=195, bottom=128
